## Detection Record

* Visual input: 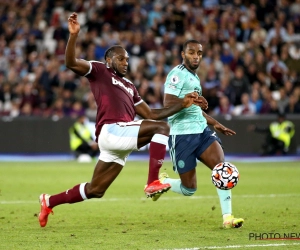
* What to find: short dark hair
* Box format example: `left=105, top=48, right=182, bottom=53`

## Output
left=182, top=39, right=201, bottom=52
left=104, top=45, right=124, bottom=60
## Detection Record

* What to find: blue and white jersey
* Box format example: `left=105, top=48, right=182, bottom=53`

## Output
left=164, top=64, right=207, bottom=135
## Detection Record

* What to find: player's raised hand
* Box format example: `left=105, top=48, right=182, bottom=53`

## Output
left=68, top=12, right=80, bottom=34
left=182, top=92, right=199, bottom=108
left=193, top=95, right=208, bottom=110
left=214, top=123, right=236, bottom=136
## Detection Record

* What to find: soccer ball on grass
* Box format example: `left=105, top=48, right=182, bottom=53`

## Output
left=211, top=162, right=239, bottom=190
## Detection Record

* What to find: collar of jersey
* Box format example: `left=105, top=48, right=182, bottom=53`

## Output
left=181, top=64, right=197, bottom=77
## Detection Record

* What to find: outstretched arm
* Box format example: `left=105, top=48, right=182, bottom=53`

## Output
left=135, top=92, right=199, bottom=120
left=203, top=111, right=236, bottom=136
left=65, top=12, right=90, bottom=76
left=164, top=93, right=208, bottom=110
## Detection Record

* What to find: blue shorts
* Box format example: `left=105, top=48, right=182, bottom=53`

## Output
left=168, top=127, right=222, bottom=174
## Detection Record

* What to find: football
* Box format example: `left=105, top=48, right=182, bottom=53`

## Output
left=211, top=162, right=239, bottom=190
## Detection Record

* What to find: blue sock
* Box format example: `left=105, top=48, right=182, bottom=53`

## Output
left=162, top=178, right=196, bottom=196
left=217, top=188, right=232, bottom=215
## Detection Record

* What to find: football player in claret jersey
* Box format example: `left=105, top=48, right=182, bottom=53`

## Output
left=38, top=13, right=207, bottom=227
left=159, top=40, right=244, bottom=228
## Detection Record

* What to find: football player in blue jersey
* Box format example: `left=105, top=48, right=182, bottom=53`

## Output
left=157, top=39, right=244, bottom=229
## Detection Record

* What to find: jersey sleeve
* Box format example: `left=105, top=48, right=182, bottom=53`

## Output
left=133, top=84, right=143, bottom=106
left=164, top=69, right=185, bottom=97
left=84, top=61, right=106, bottom=81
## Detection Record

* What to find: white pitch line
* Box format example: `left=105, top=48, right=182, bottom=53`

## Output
left=1, top=193, right=300, bottom=205
left=166, top=242, right=300, bottom=250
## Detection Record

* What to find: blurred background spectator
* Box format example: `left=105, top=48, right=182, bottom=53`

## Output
left=69, top=114, right=99, bottom=162
left=0, top=0, right=300, bottom=121
left=248, top=112, right=295, bottom=155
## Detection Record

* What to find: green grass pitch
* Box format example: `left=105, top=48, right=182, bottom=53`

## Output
left=1, top=160, right=300, bottom=250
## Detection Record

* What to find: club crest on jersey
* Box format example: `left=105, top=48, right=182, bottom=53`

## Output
left=112, top=77, right=133, bottom=96
left=194, top=87, right=202, bottom=96
left=171, top=75, right=179, bottom=84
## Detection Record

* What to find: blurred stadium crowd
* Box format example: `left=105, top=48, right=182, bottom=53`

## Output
left=0, top=0, right=300, bottom=121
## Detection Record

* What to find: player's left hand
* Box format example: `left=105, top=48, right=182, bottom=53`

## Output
left=182, top=92, right=200, bottom=108
left=193, top=96, right=208, bottom=110
left=214, top=123, right=236, bottom=136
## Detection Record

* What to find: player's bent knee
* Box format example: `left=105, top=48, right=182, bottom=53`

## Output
left=156, top=121, right=170, bottom=135
left=181, top=184, right=197, bottom=196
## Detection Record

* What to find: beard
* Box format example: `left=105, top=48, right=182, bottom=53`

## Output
left=112, top=63, right=126, bottom=77
left=186, top=60, right=200, bottom=71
